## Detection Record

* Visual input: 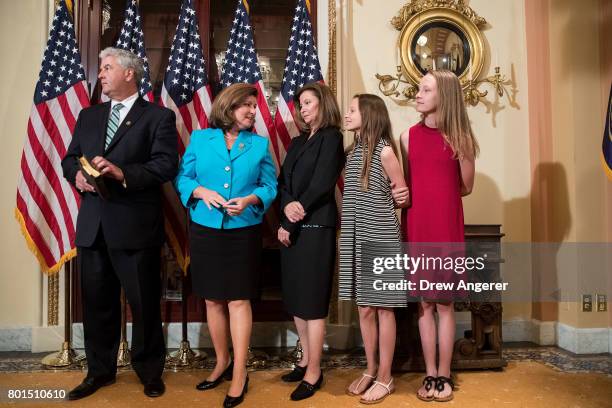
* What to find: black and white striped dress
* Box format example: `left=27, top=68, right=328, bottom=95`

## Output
left=338, top=138, right=407, bottom=307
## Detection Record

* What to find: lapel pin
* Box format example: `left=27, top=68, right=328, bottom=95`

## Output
left=125, top=120, right=132, bottom=126
left=239, top=143, right=244, bottom=150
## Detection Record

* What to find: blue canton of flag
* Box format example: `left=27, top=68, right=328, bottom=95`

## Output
left=115, top=0, right=153, bottom=100
left=163, top=0, right=209, bottom=110
left=274, top=0, right=323, bottom=163
left=220, top=0, right=278, bottom=170
left=280, top=0, right=323, bottom=100
left=34, top=4, right=87, bottom=104
left=220, top=0, right=262, bottom=88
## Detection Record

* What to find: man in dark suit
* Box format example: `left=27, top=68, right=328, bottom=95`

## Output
left=62, top=47, right=177, bottom=400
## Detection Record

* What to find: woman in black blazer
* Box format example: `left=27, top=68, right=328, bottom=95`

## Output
left=277, top=83, right=345, bottom=401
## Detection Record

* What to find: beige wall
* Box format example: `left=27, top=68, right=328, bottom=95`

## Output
left=344, top=0, right=532, bottom=244
left=0, top=0, right=50, bottom=327
left=547, top=0, right=610, bottom=328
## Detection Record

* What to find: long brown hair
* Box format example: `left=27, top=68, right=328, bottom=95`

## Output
left=426, top=70, right=479, bottom=159
left=293, top=82, right=341, bottom=132
left=348, top=94, right=397, bottom=190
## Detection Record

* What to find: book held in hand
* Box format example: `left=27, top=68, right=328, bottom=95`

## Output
left=78, top=156, right=110, bottom=199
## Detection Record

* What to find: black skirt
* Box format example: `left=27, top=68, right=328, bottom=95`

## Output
left=281, top=226, right=336, bottom=320
left=190, top=222, right=262, bottom=300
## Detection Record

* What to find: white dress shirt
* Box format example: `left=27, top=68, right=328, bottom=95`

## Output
left=111, top=92, right=139, bottom=126
left=109, top=92, right=138, bottom=188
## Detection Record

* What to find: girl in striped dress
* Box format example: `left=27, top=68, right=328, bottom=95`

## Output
left=338, top=94, right=410, bottom=404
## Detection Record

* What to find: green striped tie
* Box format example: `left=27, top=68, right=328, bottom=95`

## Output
left=105, top=103, right=125, bottom=150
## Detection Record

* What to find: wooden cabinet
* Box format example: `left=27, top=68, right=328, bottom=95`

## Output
left=395, top=224, right=507, bottom=370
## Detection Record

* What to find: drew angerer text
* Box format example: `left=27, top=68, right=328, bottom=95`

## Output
left=372, top=279, right=509, bottom=293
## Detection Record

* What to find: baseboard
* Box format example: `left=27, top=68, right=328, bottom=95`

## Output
left=31, top=326, right=68, bottom=353
left=526, top=319, right=557, bottom=345
left=70, top=322, right=362, bottom=350
left=556, top=322, right=610, bottom=354
left=2, top=320, right=610, bottom=354
left=0, top=326, right=32, bottom=351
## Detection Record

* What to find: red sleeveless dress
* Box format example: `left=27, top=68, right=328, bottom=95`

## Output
left=401, top=122, right=466, bottom=301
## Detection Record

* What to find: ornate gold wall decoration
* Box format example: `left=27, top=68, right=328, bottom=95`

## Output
left=391, top=0, right=486, bottom=31
left=376, top=0, right=514, bottom=108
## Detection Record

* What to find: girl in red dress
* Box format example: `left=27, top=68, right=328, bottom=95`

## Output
left=398, top=70, right=479, bottom=402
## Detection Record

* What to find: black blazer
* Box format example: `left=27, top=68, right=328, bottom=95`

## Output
left=62, top=98, right=178, bottom=249
left=278, top=126, right=345, bottom=233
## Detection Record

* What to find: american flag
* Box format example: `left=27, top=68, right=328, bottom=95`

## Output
left=15, top=0, right=89, bottom=274
left=160, top=0, right=213, bottom=272
left=275, top=0, right=344, bottom=202
left=114, top=0, right=154, bottom=101
left=161, top=0, right=212, bottom=155
left=274, top=0, right=323, bottom=164
left=221, top=0, right=279, bottom=170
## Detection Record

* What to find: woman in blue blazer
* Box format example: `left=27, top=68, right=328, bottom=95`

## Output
left=175, top=83, right=277, bottom=407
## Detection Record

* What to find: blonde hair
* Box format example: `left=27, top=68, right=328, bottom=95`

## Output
left=293, top=82, right=341, bottom=132
left=348, top=94, right=397, bottom=190
left=425, top=70, right=479, bottom=159
left=210, top=83, right=258, bottom=131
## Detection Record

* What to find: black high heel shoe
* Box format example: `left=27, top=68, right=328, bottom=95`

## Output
left=290, top=371, right=323, bottom=401
left=223, top=375, right=249, bottom=408
left=195, top=361, right=233, bottom=391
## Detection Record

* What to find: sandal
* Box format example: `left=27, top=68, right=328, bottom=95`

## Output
left=433, top=376, right=455, bottom=402
left=346, top=372, right=376, bottom=396
left=359, top=377, right=394, bottom=405
left=416, top=375, right=436, bottom=402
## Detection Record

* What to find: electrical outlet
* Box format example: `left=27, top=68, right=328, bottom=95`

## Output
left=582, top=294, right=593, bottom=312
left=596, top=294, right=607, bottom=312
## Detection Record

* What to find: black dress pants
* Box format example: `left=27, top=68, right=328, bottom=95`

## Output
left=77, top=228, right=165, bottom=384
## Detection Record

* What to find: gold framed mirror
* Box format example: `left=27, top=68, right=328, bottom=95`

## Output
left=397, top=6, right=485, bottom=86
left=377, top=0, right=513, bottom=107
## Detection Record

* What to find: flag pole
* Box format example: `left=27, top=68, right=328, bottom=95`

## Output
left=166, top=267, right=206, bottom=369
left=116, top=289, right=131, bottom=367
left=42, top=259, right=85, bottom=367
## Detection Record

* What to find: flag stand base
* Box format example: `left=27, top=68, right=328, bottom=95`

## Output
left=166, top=340, right=206, bottom=370
left=42, top=341, right=85, bottom=368
left=247, top=347, right=268, bottom=369
left=281, top=339, right=303, bottom=364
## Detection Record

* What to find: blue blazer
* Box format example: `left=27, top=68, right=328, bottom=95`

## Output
left=175, top=128, right=277, bottom=229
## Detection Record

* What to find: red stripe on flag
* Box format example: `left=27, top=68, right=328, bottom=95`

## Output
left=274, top=105, right=293, bottom=149
left=16, top=192, right=56, bottom=268
left=73, top=81, right=90, bottom=109
left=145, top=91, right=155, bottom=103
left=177, top=104, right=194, bottom=137
left=192, top=91, right=209, bottom=130
left=254, top=82, right=276, bottom=138
left=27, top=120, right=76, bottom=243
left=36, top=103, right=67, bottom=159
left=20, top=154, right=65, bottom=253
left=270, top=117, right=281, bottom=166
left=56, top=93, right=77, bottom=132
